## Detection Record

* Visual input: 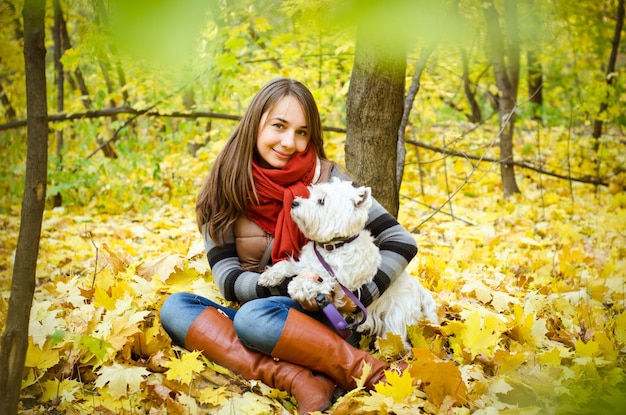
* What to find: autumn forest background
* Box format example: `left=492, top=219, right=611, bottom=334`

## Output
left=1, top=0, right=625, bottom=414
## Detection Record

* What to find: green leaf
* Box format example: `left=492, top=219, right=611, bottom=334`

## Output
left=76, top=335, right=113, bottom=362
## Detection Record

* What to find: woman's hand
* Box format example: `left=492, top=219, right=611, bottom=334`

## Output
left=337, top=297, right=357, bottom=313
left=292, top=272, right=330, bottom=311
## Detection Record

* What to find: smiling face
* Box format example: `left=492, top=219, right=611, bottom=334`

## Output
left=256, top=95, right=310, bottom=169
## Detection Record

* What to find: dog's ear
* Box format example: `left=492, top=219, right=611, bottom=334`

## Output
left=355, top=186, right=371, bottom=207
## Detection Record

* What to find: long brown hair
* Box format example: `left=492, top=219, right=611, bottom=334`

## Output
left=196, top=78, right=328, bottom=245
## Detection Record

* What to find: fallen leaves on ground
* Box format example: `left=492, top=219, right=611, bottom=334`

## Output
left=1, top=151, right=625, bottom=414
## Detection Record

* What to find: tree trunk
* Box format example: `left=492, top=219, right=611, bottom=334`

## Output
left=346, top=28, right=406, bottom=218
left=592, top=0, right=624, bottom=141
left=526, top=0, right=543, bottom=121
left=504, top=0, right=520, bottom=98
left=0, top=75, right=17, bottom=120
left=460, top=47, right=483, bottom=124
left=483, top=0, right=520, bottom=196
left=0, top=0, right=48, bottom=413
left=397, top=44, right=434, bottom=191
left=527, top=50, right=543, bottom=120
left=53, top=0, right=64, bottom=208
left=58, top=4, right=92, bottom=109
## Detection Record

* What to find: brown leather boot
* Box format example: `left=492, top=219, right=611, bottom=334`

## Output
left=185, top=307, right=336, bottom=414
left=270, top=309, right=390, bottom=391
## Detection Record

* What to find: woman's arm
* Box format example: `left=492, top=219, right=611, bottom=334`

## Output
left=202, top=224, right=291, bottom=303
left=330, top=169, right=418, bottom=308
left=359, top=199, right=418, bottom=307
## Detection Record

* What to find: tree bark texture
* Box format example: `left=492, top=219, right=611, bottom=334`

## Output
left=53, top=0, right=64, bottom=208
left=0, top=0, right=48, bottom=414
left=483, top=0, right=521, bottom=196
left=527, top=50, right=543, bottom=119
left=525, top=0, right=544, bottom=120
left=346, top=29, right=406, bottom=217
left=397, top=45, right=434, bottom=191
left=460, top=47, right=483, bottom=124
left=592, top=0, right=624, bottom=140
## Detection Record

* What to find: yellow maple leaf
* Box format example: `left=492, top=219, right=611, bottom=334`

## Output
left=407, top=325, right=431, bottom=349
left=177, top=392, right=201, bottom=415
left=215, top=391, right=276, bottom=415
left=440, top=319, right=466, bottom=337
left=29, top=300, right=64, bottom=347
left=54, top=275, right=87, bottom=308
left=40, top=378, right=82, bottom=404
left=376, top=332, right=405, bottom=357
left=538, top=347, right=561, bottom=367
left=102, top=243, right=128, bottom=274
left=353, top=360, right=373, bottom=389
left=95, top=309, right=149, bottom=351
left=493, top=349, right=527, bottom=374
left=491, top=291, right=517, bottom=313
left=374, top=369, right=414, bottom=402
left=197, top=385, right=231, bottom=406
left=461, top=279, right=493, bottom=304
left=356, top=391, right=396, bottom=413
left=614, top=311, right=626, bottom=344
left=462, top=309, right=506, bottom=359
left=136, top=253, right=185, bottom=282
left=411, top=348, right=468, bottom=407
left=130, top=274, right=160, bottom=307
left=164, top=350, right=205, bottom=385
left=95, top=362, right=150, bottom=399
left=166, top=266, right=201, bottom=288
left=594, top=331, right=618, bottom=362
left=488, top=377, right=513, bottom=397
left=93, top=285, right=117, bottom=311
left=574, top=339, right=600, bottom=358
left=24, top=337, right=60, bottom=370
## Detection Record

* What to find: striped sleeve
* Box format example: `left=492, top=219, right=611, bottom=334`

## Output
left=358, top=201, right=418, bottom=307
left=202, top=224, right=291, bottom=303
left=330, top=170, right=418, bottom=308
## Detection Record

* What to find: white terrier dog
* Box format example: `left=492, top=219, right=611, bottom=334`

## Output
left=258, top=178, right=438, bottom=347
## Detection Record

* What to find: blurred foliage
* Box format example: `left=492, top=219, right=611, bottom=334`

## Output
left=1, top=0, right=624, bottom=215
left=1, top=0, right=626, bottom=413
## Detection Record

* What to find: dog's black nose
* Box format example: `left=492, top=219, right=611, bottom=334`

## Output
left=292, top=200, right=299, bottom=208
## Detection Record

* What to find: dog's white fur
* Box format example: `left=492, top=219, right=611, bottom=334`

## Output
left=258, top=178, right=438, bottom=347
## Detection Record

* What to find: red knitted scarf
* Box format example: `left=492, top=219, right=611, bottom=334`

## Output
left=247, top=146, right=317, bottom=263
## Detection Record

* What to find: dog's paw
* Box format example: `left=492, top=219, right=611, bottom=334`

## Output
left=258, top=269, right=285, bottom=286
left=258, top=261, right=296, bottom=287
left=258, top=267, right=287, bottom=287
left=287, top=278, right=329, bottom=303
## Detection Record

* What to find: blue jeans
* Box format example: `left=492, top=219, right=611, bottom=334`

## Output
left=160, top=292, right=237, bottom=347
left=160, top=293, right=358, bottom=354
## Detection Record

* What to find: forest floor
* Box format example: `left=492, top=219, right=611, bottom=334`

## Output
left=1, top=135, right=625, bottom=414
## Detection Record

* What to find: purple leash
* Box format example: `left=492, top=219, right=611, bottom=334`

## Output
left=313, top=242, right=368, bottom=337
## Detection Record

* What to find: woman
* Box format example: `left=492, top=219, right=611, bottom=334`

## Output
left=160, top=78, right=418, bottom=414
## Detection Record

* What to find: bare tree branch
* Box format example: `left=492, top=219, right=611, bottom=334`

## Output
left=405, top=139, right=608, bottom=187
left=0, top=106, right=609, bottom=188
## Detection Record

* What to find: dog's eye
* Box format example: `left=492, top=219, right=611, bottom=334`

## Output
left=317, top=198, right=325, bottom=206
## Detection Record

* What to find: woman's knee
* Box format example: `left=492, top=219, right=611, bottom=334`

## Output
left=160, top=292, right=186, bottom=324
left=160, top=292, right=224, bottom=346
left=233, top=297, right=298, bottom=353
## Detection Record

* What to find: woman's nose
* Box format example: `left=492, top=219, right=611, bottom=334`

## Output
left=281, top=130, right=295, bottom=148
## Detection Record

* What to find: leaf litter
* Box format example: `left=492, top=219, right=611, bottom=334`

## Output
left=1, top=144, right=625, bottom=414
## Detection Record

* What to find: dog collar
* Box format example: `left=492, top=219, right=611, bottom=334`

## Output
left=316, top=234, right=359, bottom=251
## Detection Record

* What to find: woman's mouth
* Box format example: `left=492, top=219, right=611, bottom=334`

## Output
left=273, top=149, right=292, bottom=159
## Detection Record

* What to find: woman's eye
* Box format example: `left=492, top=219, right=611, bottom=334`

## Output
left=273, top=123, right=284, bottom=129
left=297, top=130, right=308, bottom=136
